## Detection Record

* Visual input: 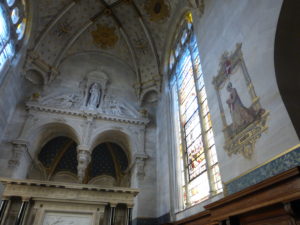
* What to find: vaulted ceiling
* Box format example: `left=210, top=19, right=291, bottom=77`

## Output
left=24, top=0, right=191, bottom=101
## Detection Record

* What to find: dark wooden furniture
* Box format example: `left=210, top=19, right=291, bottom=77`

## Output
left=169, top=167, right=300, bottom=225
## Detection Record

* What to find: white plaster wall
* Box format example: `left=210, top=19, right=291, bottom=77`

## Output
left=0, top=50, right=30, bottom=177
left=155, top=93, right=172, bottom=218
left=134, top=125, right=158, bottom=219
left=194, top=0, right=299, bottom=183
left=157, top=0, right=300, bottom=220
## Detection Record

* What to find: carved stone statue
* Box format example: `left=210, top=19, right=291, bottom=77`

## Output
left=226, top=82, right=255, bottom=131
left=86, top=83, right=101, bottom=109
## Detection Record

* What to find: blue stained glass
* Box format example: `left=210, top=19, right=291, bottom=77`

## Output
left=0, top=6, right=9, bottom=42
left=11, top=7, right=19, bottom=24
left=0, top=5, right=14, bottom=71
left=6, top=0, right=16, bottom=7
left=16, top=18, right=26, bottom=40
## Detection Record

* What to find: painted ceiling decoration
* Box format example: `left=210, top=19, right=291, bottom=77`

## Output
left=144, top=0, right=170, bottom=22
left=91, top=24, right=119, bottom=48
left=23, top=0, right=182, bottom=102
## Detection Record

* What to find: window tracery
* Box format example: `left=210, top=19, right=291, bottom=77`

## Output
left=169, top=12, right=222, bottom=208
left=0, top=0, right=26, bottom=74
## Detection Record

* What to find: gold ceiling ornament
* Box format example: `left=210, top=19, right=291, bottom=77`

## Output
left=144, top=0, right=170, bottom=23
left=91, top=24, right=119, bottom=49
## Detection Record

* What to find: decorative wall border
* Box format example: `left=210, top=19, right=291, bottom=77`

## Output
left=224, top=143, right=300, bottom=195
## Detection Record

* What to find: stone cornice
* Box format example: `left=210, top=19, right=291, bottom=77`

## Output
left=0, top=177, right=139, bottom=195
left=26, top=102, right=149, bottom=125
left=0, top=177, right=139, bottom=205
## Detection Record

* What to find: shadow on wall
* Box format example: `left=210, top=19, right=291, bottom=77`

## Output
left=275, top=0, right=300, bottom=139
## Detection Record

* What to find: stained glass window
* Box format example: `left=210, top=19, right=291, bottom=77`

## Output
left=11, top=7, right=19, bottom=24
left=16, top=18, right=26, bottom=40
left=6, top=0, right=15, bottom=7
left=170, top=12, right=222, bottom=208
left=0, top=0, right=26, bottom=75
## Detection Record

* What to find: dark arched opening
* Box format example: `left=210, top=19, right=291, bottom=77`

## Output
left=88, top=142, right=129, bottom=186
left=38, top=136, right=78, bottom=180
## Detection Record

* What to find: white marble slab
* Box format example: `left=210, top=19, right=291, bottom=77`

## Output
left=42, top=212, right=92, bottom=225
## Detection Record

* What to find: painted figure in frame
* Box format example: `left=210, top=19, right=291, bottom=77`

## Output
left=226, top=82, right=255, bottom=132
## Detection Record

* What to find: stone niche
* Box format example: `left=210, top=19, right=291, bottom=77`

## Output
left=0, top=177, right=138, bottom=225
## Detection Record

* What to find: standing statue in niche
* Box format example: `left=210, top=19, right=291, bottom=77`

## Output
left=226, top=82, right=255, bottom=132
left=87, top=83, right=101, bottom=109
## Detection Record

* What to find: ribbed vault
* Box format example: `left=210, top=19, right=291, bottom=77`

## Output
left=25, top=0, right=182, bottom=100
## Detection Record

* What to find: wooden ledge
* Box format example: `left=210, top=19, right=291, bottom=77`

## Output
left=166, top=167, right=300, bottom=225
left=206, top=167, right=300, bottom=210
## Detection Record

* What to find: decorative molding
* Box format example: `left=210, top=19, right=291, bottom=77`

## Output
left=91, top=24, right=119, bottom=49
left=188, top=0, right=205, bottom=17
left=24, top=50, right=59, bottom=85
left=0, top=177, right=139, bottom=198
left=212, top=43, right=269, bottom=158
left=144, top=0, right=170, bottom=23
left=224, top=145, right=300, bottom=195
left=26, top=102, right=149, bottom=126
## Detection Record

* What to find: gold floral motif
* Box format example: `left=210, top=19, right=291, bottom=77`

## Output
left=91, top=24, right=118, bottom=49
left=144, top=0, right=170, bottom=22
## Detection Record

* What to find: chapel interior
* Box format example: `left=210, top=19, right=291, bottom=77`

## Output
left=0, top=0, right=300, bottom=225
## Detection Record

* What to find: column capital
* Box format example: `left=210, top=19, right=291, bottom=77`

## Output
left=109, top=202, right=118, bottom=208
left=77, top=145, right=91, bottom=151
left=126, top=204, right=134, bottom=209
left=21, top=197, right=31, bottom=202
left=1, top=196, right=10, bottom=201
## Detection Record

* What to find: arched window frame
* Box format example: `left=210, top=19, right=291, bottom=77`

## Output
left=0, top=0, right=27, bottom=81
left=169, top=12, right=222, bottom=209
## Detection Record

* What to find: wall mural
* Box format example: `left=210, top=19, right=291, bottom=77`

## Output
left=91, top=24, right=118, bottom=49
left=144, top=0, right=170, bottom=22
left=212, top=43, right=269, bottom=158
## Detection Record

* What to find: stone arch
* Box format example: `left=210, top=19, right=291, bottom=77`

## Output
left=51, top=171, right=79, bottom=183
left=140, top=88, right=159, bottom=106
left=25, top=122, right=80, bottom=181
left=24, top=122, right=80, bottom=157
left=161, top=7, right=191, bottom=78
left=90, top=128, right=132, bottom=161
left=88, top=129, right=132, bottom=187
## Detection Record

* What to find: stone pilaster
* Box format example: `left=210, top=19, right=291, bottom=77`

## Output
left=132, top=153, right=148, bottom=180
left=8, top=140, right=31, bottom=179
left=77, top=146, right=91, bottom=183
